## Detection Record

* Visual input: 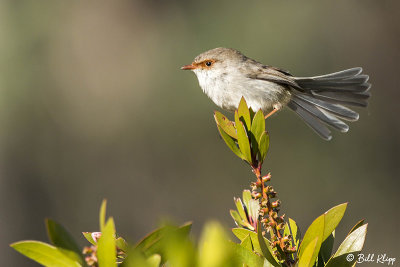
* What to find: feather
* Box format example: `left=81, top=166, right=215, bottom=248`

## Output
left=294, top=94, right=359, bottom=121
left=287, top=101, right=332, bottom=140
left=291, top=96, right=349, bottom=132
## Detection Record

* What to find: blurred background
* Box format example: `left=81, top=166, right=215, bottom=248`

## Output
left=1, top=0, right=399, bottom=265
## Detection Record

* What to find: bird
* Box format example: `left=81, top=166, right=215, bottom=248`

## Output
left=181, top=47, right=371, bottom=140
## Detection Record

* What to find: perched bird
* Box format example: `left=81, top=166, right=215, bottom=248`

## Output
left=181, top=47, right=370, bottom=140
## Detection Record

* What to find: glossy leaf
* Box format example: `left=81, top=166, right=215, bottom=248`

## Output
left=325, top=224, right=368, bottom=267
left=230, top=210, right=245, bottom=227
left=217, top=125, right=243, bottom=159
left=250, top=109, right=265, bottom=155
left=240, top=234, right=253, bottom=251
left=258, top=131, right=270, bottom=163
left=10, top=241, right=81, bottom=267
left=82, top=232, right=96, bottom=246
left=347, top=219, right=365, bottom=236
left=99, top=199, right=107, bottom=232
left=257, top=222, right=281, bottom=267
left=229, top=241, right=264, bottom=267
left=234, top=198, right=247, bottom=222
left=45, top=219, right=83, bottom=264
left=319, top=231, right=335, bottom=265
left=298, top=237, right=319, bottom=267
left=232, top=228, right=262, bottom=254
left=233, top=228, right=279, bottom=266
left=97, top=218, right=117, bottom=267
left=214, top=111, right=237, bottom=139
left=298, top=214, right=324, bottom=266
left=235, top=111, right=252, bottom=163
left=323, top=203, right=347, bottom=240
left=237, top=97, right=251, bottom=130
left=242, top=190, right=252, bottom=209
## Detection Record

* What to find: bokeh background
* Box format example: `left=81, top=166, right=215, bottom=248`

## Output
left=1, top=0, right=399, bottom=265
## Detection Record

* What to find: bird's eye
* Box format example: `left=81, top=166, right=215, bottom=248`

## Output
left=205, top=61, right=213, bottom=67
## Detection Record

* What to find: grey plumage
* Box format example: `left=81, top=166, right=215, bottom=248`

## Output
left=182, top=48, right=371, bottom=140
left=288, top=67, right=370, bottom=140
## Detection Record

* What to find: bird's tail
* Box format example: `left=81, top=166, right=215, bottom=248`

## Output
left=288, top=67, right=371, bottom=140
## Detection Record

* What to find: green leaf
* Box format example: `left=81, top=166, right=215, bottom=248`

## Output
left=234, top=198, right=248, bottom=222
left=237, top=96, right=251, bottom=130
left=283, top=218, right=301, bottom=251
left=99, top=199, right=107, bottom=232
left=347, top=219, right=365, bottom=236
left=82, top=232, right=96, bottom=246
left=257, top=222, right=281, bottom=267
left=298, top=237, right=319, bottom=267
left=45, top=219, right=83, bottom=264
left=242, top=190, right=252, bottom=209
left=214, top=111, right=237, bottom=139
left=250, top=109, right=266, bottom=156
left=10, top=241, right=81, bottom=267
left=232, top=228, right=263, bottom=256
left=235, top=111, right=252, bottom=164
left=298, top=214, right=324, bottom=266
left=97, top=218, right=117, bottom=267
left=230, top=210, right=252, bottom=229
left=135, top=222, right=192, bottom=259
left=323, top=203, right=347, bottom=240
left=116, top=237, right=129, bottom=252
left=146, top=254, right=161, bottom=267
left=233, top=227, right=279, bottom=266
left=258, top=131, right=270, bottom=163
left=319, top=231, right=335, bottom=265
left=325, top=224, right=368, bottom=267
left=229, top=241, right=264, bottom=267
left=199, top=222, right=237, bottom=267
left=217, top=125, right=243, bottom=159
left=240, top=235, right=253, bottom=251
left=121, top=250, right=156, bottom=267
left=161, top=226, right=196, bottom=267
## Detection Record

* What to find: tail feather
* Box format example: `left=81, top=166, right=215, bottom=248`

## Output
left=294, top=94, right=359, bottom=121
left=287, top=101, right=332, bottom=140
left=291, top=96, right=349, bottom=132
left=295, top=67, right=371, bottom=93
left=287, top=67, right=370, bottom=140
left=295, top=67, right=363, bottom=81
left=311, top=91, right=370, bottom=107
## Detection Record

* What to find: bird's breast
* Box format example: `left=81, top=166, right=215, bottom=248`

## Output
left=195, top=70, right=291, bottom=114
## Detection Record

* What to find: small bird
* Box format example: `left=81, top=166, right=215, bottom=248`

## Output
left=181, top=47, right=371, bottom=140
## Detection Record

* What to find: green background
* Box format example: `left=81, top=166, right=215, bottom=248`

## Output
left=1, top=1, right=399, bottom=265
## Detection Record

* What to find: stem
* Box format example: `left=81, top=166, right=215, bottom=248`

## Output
left=252, top=165, right=296, bottom=266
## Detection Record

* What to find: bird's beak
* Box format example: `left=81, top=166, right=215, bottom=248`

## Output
left=181, top=63, right=197, bottom=70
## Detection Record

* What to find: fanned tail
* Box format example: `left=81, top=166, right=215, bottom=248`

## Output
left=288, top=67, right=371, bottom=140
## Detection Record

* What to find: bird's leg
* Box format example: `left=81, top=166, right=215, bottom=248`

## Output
left=264, top=108, right=279, bottom=119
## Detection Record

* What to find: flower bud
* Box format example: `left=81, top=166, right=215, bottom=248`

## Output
left=262, top=173, right=271, bottom=182
left=271, top=200, right=281, bottom=208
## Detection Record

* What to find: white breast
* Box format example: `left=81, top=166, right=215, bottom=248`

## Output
left=193, top=68, right=291, bottom=114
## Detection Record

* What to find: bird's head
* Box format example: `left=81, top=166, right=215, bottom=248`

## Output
left=181, top=47, right=248, bottom=92
left=181, top=47, right=246, bottom=74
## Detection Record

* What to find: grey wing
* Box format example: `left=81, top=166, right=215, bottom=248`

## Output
left=248, top=66, right=302, bottom=90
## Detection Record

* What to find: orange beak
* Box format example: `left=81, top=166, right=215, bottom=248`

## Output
left=181, top=63, right=197, bottom=70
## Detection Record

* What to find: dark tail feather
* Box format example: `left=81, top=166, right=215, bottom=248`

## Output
left=288, top=67, right=370, bottom=140
left=287, top=101, right=332, bottom=140
left=291, top=95, right=349, bottom=132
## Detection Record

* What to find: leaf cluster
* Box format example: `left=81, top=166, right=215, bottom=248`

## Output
left=215, top=97, right=269, bottom=168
